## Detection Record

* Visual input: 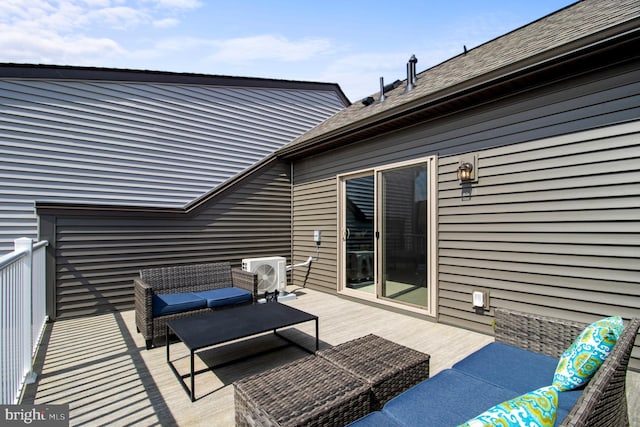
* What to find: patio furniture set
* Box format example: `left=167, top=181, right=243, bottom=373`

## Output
left=135, top=262, right=640, bottom=426
left=347, top=310, right=640, bottom=427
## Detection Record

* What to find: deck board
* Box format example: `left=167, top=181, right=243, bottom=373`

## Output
left=23, top=287, right=639, bottom=426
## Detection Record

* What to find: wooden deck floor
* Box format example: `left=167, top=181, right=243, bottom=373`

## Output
left=23, top=287, right=639, bottom=426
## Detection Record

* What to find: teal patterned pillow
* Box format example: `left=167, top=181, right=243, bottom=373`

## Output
left=553, top=316, right=624, bottom=391
left=459, top=386, right=558, bottom=427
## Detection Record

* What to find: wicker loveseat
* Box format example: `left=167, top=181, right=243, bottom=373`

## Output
left=134, top=262, right=258, bottom=349
left=349, top=308, right=640, bottom=427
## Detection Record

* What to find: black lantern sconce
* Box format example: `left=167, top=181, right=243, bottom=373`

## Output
left=457, top=162, right=473, bottom=182
left=457, top=154, right=478, bottom=184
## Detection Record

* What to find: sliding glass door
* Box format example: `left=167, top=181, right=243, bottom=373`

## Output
left=338, top=157, right=436, bottom=315
left=379, top=163, right=428, bottom=307
left=343, top=174, right=375, bottom=294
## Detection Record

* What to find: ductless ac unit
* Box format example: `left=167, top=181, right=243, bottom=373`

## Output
left=242, top=256, right=294, bottom=301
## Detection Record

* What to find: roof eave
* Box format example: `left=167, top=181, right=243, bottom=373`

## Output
left=278, top=19, right=640, bottom=160
left=0, top=63, right=351, bottom=105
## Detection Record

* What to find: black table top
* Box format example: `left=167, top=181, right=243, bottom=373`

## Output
left=166, top=302, right=317, bottom=351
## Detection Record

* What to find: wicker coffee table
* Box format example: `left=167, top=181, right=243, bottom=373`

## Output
left=235, top=355, right=371, bottom=427
left=317, top=334, right=430, bottom=409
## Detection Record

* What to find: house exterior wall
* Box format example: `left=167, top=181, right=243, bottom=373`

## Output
left=292, top=177, right=338, bottom=290
left=438, top=123, right=640, bottom=333
left=290, top=59, right=640, bottom=369
left=38, top=160, right=292, bottom=319
left=0, top=72, right=346, bottom=253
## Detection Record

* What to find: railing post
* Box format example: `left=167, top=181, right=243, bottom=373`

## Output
left=14, top=238, right=37, bottom=384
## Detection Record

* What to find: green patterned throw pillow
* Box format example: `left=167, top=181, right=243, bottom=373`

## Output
left=552, top=316, right=624, bottom=391
left=459, top=386, right=558, bottom=427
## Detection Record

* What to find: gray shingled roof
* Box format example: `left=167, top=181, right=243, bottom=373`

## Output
left=279, top=0, right=640, bottom=155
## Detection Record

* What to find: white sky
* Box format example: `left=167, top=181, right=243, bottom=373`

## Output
left=0, top=0, right=577, bottom=101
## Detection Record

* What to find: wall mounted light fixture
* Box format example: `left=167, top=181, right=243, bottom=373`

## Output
left=457, top=154, right=478, bottom=184
left=457, top=162, right=473, bottom=182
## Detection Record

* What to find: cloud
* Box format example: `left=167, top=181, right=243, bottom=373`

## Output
left=0, top=29, right=126, bottom=64
left=316, top=52, right=411, bottom=100
left=144, top=0, right=202, bottom=9
left=85, top=6, right=149, bottom=30
left=152, top=35, right=213, bottom=51
left=0, top=1, right=202, bottom=34
left=0, top=0, right=206, bottom=66
left=210, top=35, right=333, bottom=63
left=153, top=18, right=180, bottom=28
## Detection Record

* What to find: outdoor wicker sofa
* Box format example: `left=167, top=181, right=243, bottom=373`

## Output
left=134, top=261, right=258, bottom=349
left=348, top=308, right=640, bottom=427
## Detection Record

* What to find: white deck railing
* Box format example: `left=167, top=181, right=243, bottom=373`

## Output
left=0, top=238, right=49, bottom=404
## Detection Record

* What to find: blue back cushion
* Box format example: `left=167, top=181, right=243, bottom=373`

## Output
left=452, top=342, right=582, bottom=419
left=152, top=292, right=207, bottom=316
left=452, top=342, right=557, bottom=393
left=194, top=287, right=252, bottom=308
left=381, top=369, right=518, bottom=426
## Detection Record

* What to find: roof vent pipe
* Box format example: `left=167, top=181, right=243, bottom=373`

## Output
left=409, top=54, right=418, bottom=86
left=379, top=77, right=386, bottom=102
left=406, top=62, right=414, bottom=92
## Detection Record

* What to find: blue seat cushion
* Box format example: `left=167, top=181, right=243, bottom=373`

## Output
left=346, top=411, right=404, bottom=427
left=452, top=342, right=583, bottom=420
left=555, top=389, right=582, bottom=423
left=193, top=287, right=252, bottom=308
left=152, top=292, right=206, bottom=316
left=380, top=369, right=519, bottom=426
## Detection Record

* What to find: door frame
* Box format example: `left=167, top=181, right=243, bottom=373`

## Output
left=336, top=156, right=438, bottom=317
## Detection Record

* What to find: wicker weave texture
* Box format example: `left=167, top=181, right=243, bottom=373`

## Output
left=231, top=268, right=259, bottom=298
left=317, top=334, right=430, bottom=410
left=495, top=308, right=639, bottom=427
left=494, top=308, right=587, bottom=358
left=561, top=317, right=640, bottom=427
left=234, top=355, right=370, bottom=427
left=140, top=262, right=233, bottom=293
left=134, top=262, right=258, bottom=348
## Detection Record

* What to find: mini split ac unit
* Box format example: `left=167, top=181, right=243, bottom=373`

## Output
left=242, top=256, right=294, bottom=301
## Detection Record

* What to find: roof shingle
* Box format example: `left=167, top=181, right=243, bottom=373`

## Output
left=281, top=0, right=640, bottom=154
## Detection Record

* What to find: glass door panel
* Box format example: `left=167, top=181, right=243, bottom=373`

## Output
left=379, top=163, right=428, bottom=308
left=344, top=175, right=375, bottom=294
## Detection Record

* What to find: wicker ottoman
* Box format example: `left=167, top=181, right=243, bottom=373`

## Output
left=234, top=355, right=371, bottom=427
left=317, top=334, right=430, bottom=410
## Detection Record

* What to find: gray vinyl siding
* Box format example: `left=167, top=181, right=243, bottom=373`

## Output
left=290, top=60, right=640, bottom=368
left=40, top=160, right=292, bottom=319
left=0, top=77, right=345, bottom=253
left=438, top=123, right=640, bottom=370
left=291, top=178, right=338, bottom=291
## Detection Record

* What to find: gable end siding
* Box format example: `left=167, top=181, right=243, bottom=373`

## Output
left=0, top=77, right=346, bottom=253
